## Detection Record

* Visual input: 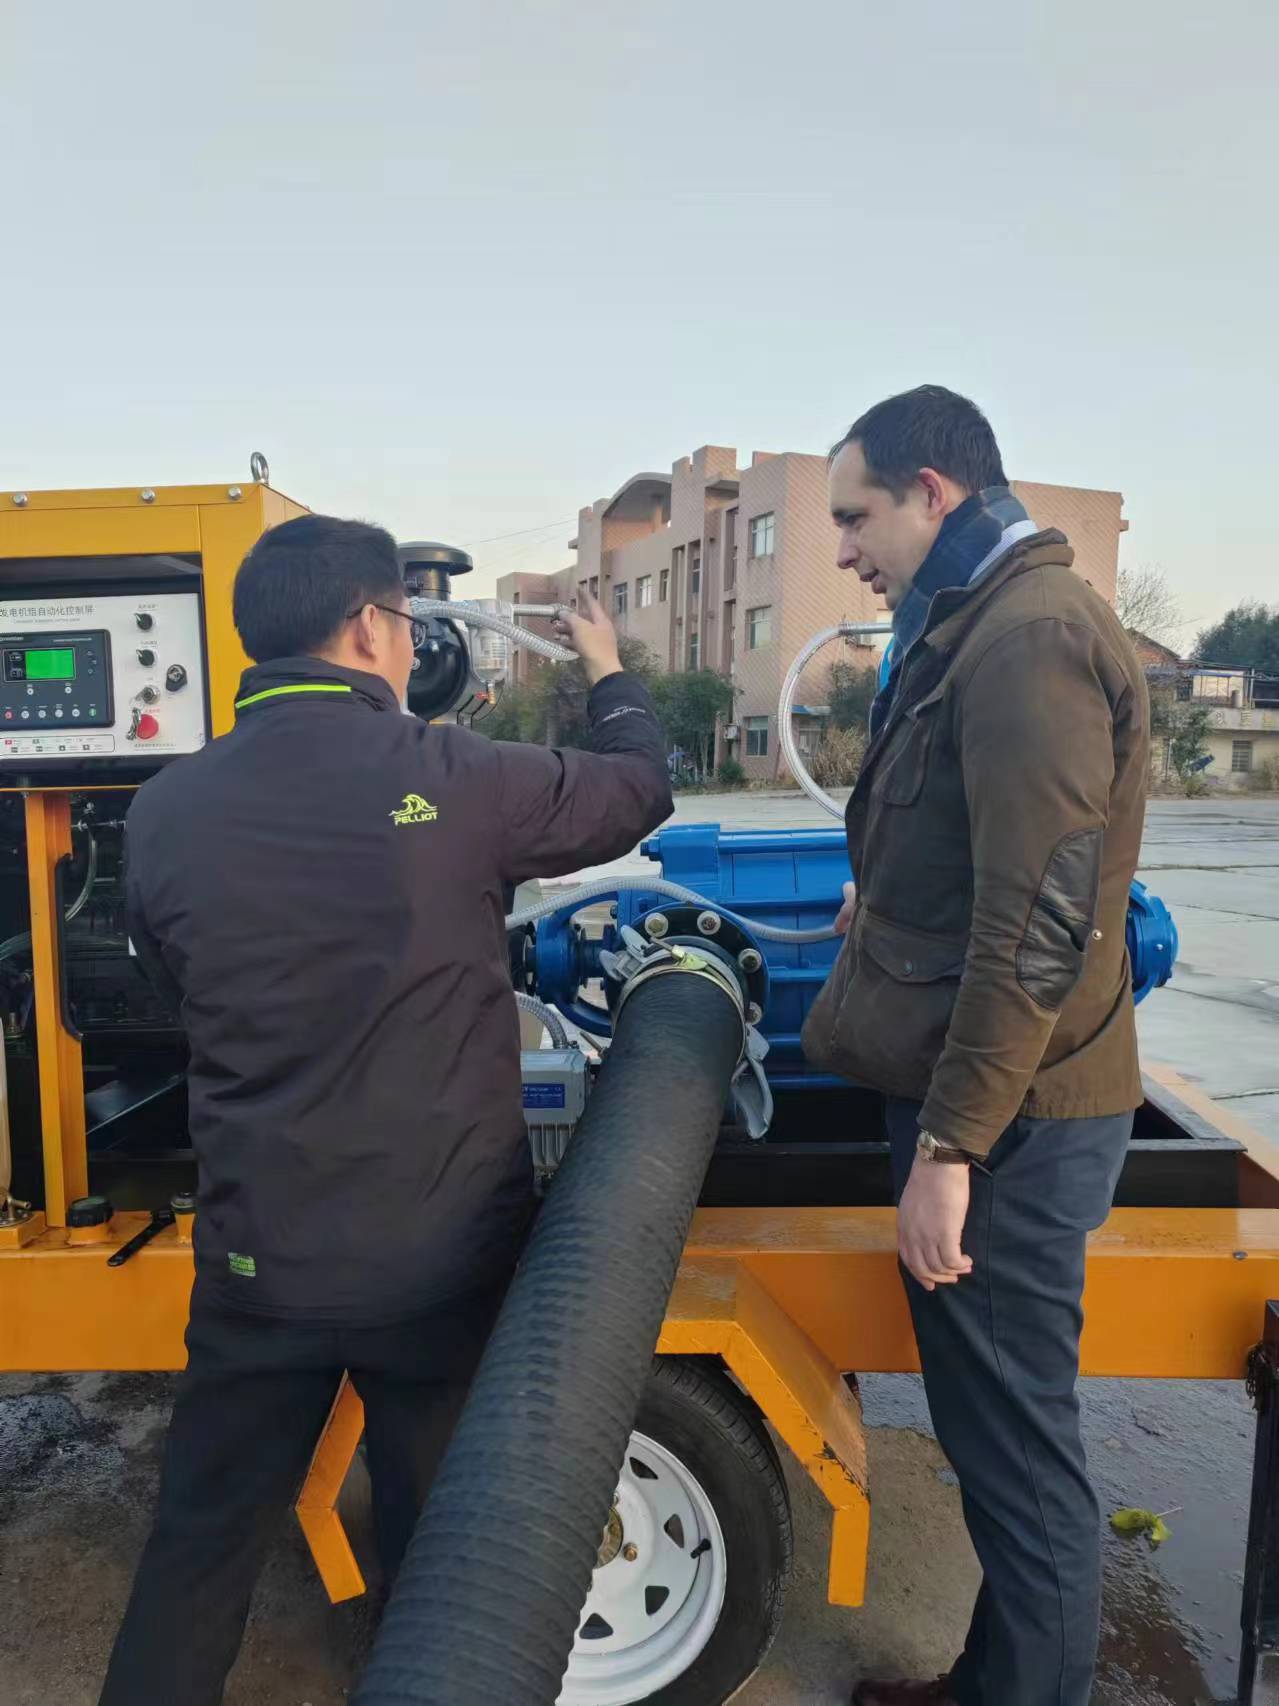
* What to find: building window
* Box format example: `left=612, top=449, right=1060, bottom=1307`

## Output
left=671, top=546, right=684, bottom=600
left=688, top=630, right=700, bottom=670
left=725, top=509, right=738, bottom=589
left=637, top=574, right=653, bottom=609
left=746, top=716, right=769, bottom=757
left=659, top=567, right=670, bottom=602
left=749, top=512, right=775, bottom=559
left=747, top=605, right=772, bottom=649
left=1233, top=739, right=1254, bottom=773
left=689, top=540, right=701, bottom=599
left=589, top=576, right=599, bottom=599
left=724, top=600, right=735, bottom=670
left=614, top=583, right=629, bottom=618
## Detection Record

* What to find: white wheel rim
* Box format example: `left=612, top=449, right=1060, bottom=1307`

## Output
left=556, top=1429, right=727, bottom=1706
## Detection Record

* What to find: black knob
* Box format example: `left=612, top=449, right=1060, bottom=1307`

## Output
left=137, top=648, right=156, bottom=667
left=68, top=1194, right=114, bottom=1227
left=135, top=612, right=154, bottom=631
left=165, top=664, right=188, bottom=693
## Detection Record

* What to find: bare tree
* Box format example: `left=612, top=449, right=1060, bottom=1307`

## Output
left=1115, top=565, right=1183, bottom=646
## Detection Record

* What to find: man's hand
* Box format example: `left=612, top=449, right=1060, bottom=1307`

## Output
left=898, top=1157, right=973, bottom=1291
left=833, top=880, right=856, bottom=935
left=554, top=590, right=623, bottom=687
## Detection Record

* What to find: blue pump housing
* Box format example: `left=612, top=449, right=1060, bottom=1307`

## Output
left=530, top=824, right=1178, bottom=1089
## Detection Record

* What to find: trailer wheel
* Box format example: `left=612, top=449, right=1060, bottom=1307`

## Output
left=557, top=1356, right=793, bottom=1706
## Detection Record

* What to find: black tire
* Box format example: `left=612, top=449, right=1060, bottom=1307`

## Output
left=619, top=1355, right=793, bottom=1706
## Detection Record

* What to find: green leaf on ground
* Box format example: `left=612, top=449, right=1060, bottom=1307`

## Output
left=1110, top=1507, right=1176, bottom=1547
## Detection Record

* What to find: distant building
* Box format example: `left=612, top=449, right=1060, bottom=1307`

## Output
left=1128, top=630, right=1184, bottom=671
left=1148, top=665, right=1279, bottom=788
left=500, top=445, right=1129, bottom=780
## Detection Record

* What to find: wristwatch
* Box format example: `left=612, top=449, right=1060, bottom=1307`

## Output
left=916, top=1129, right=972, bottom=1165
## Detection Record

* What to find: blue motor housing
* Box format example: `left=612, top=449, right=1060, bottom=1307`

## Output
left=530, top=824, right=1178, bottom=1088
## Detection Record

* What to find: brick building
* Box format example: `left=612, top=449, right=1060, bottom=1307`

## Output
left=499, top=446, right=1128, bottom=781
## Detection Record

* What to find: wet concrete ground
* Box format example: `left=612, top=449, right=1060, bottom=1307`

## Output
left=1, top=795, right=1275, bottom=1704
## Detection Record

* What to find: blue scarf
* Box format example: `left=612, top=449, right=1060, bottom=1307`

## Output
left=869, top=486, right=1036, bottom=735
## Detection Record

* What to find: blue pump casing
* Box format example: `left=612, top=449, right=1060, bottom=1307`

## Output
left=530, top=824, right=1178, bottom=1089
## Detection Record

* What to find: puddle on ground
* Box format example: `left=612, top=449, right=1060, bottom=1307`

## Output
left=862, top=1373, right=1250, bottom=1704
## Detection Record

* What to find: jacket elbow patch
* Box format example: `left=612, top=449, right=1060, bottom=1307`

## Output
left=1016, top=827, right=1103, bottom=1010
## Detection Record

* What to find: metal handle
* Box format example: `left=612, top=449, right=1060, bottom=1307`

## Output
left=53, top=854, right=83, bottom=1043
left=106, top=1207, right=175, bottom=1267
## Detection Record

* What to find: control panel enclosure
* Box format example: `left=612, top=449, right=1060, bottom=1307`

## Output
left=0, top=589, right=208, bottom=776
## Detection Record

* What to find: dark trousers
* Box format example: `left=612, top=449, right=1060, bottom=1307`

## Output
left=885, top=1099, right=1132, bottom=1706
left=99, top=1275, right=508, bottom=1706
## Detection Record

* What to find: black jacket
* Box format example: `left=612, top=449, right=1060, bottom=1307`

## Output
left=124, top=656, right=672, bottom=1324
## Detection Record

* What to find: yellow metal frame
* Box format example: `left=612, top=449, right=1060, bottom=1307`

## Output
left=4, top=478, right=1279, bottom=1619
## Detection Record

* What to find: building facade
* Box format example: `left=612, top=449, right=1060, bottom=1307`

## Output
left=1149, top=668, right=1279, bottom=789
left=499, top=445, right=1128, bottom=781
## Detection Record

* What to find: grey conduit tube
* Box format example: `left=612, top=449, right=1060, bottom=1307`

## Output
left=355, top=960, right=746, bottom=1706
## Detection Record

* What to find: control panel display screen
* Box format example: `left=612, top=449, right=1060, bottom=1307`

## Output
left=24, top=647, right=77, bottom=681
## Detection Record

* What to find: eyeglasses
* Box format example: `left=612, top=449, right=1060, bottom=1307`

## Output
left=347, top=603, right=428, bottom=649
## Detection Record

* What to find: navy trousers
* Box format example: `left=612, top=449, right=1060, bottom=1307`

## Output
left=99, top=1275, right=507, bottom=1706
left=885, top=1099, right=1132, bottom=1706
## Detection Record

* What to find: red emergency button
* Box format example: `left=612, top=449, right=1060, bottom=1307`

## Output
left=136, top=713, right=160, bottom=741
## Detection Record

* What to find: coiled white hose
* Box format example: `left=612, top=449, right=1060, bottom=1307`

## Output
left=777, top=620, right=893, bottom=818
left=506, top=876, right=838, bottom=943
left=409, top=598, right=576, bottom=665
left=515, top=992, right=571, bottom=1048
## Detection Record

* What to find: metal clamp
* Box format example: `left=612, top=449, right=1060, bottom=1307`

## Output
left=603, top=927, right=746, bottom=1040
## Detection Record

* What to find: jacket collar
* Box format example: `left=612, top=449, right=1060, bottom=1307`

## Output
left=922, top=529, right=1074, bottom=653
left=850, top=530, right=1075, bottom=803
left=234, top=656, right=402, bottom=719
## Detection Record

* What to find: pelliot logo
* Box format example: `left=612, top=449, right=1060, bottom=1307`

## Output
left=390, top=793, right=439, bottom=827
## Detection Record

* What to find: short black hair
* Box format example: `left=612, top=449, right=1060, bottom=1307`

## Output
left=232, top=514, right=404, bottom=662
left=831, top=385, right=1007, bottom=500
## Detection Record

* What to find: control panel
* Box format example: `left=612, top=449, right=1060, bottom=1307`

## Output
left=0, top=591, right=207, bottom=770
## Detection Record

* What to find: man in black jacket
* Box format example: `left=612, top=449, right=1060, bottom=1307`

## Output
left=100, top=513, right=672, bottom=1706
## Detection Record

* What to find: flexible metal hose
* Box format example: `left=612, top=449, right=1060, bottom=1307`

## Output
left=506, top=874, right=839, bottom=943
left=777, top=621, right=893, bottom=818
left=515, top=992, right=570, bottom=1048
left=354, top=963, right=745, bottom=1706
left=409, top=598, right=576, bottom=665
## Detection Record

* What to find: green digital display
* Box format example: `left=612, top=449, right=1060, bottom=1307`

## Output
left=25, top=647, right=76, bottom=682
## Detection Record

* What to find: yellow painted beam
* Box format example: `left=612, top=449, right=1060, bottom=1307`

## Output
left=1, top=483, right=253, bottom=512
left=25, top=793, right=88, bottom=1226
left=0, top=504, right=201, bottom=559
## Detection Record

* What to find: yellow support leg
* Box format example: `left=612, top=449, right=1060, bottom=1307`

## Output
left=295, top=1376, right=368, bottom=1604
left=658, top=1257, right=871, bottom=1607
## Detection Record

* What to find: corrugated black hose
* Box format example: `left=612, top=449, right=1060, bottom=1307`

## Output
left=354, top=959, right=746, bottom=1706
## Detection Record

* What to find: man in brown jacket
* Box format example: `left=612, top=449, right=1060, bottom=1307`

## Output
left=807, top=387, right=1149, bottom=1706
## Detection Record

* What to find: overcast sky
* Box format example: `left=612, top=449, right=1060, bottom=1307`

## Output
left=5, top=0, right=1275, bottom=643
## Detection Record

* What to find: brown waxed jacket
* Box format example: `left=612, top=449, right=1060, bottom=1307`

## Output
left=801, top=530, right=1150, bottom=1156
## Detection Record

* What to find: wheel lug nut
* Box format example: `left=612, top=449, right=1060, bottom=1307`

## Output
left=622, top=1543, right=639, bottom=1562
